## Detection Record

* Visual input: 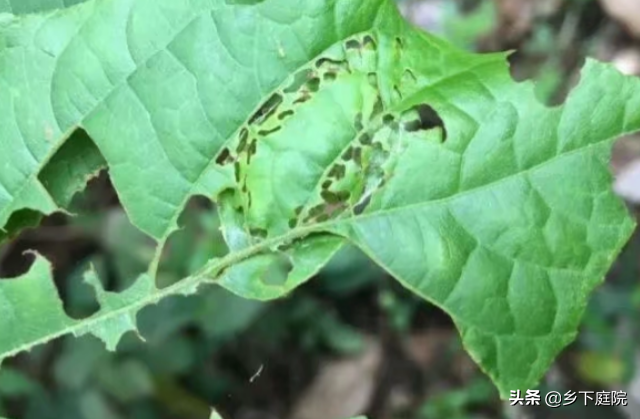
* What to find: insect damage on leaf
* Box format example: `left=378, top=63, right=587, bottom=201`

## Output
left=215, top=33, right=447, bottom=240
left=1, top=0, right=639, bottom=404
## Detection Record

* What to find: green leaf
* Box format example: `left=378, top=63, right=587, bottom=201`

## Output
left=0, top=0, right=638, bottom=400
left=209, top=410, right=223, bottom=419
left=0, top=367, right=38, bottom=397
left=39, top=130, right=106, bottom=208
left=0, top=0, right=87, bottom=15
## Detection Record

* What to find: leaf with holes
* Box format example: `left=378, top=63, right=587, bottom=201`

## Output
left=0, top=0, right=639, bottom=399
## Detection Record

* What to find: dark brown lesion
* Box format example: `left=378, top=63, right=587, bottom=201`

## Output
left=237, top=128, right=249, bottom=152
left=362, top=35, right=377, bottom=50
left=345, top=35, right=378, bottom=54
left=341, top=146, right=355, bottom=161
left=257, top=126, right=282, bottom=137
left=345, top=39, right=361, bottom=50
left=358, top=132, right=372, bottom=146
left=327, top=163, right=346, bottom=180
left=248, top=93, right=283, bottom=126
left=303, top=201, right=349, bottom=224
left=278, top=110, right=294, bottom=120
left=303, top=99, right=448, bottom=222
left=215, top=147, right=232, bottom=165
left=249, top=227, right=267, bottom=239
left=323, top=72, right=338, bottom=82
left=354, top=112, right=364, bottom=131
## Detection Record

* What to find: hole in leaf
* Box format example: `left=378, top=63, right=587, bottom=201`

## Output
left=0, top=213, right=62, bottom=279
left=284, top=69, right=314, bottom=93
left=328, top=164, right=346, bottom=180
left=316, top=214, right=331, bottom=222
left=259, top=253, right=293, bottom=287
left=91, top=200, right=155, bottom=294
left=236, top=128, right=249, bottom=153
left=345, top=39, right=361, bottom=50
left=353, top=195, right=372, bottom=215
left=157, top=196, right=227, bottom=289
left=248, top=93, right=283, bottom=126
left=341, top=147, right=354, bottom=161
left=307, top=204, right=325, bottom=219
left=321, top=190, right=350, bottom=205
left=257, top=126, right=282, bottom=137
left=278, top=110, right=294, bottom=120
left=402, top=104, right=447, bottom=141
left=293, top=92, right=312, bottom=105
left=303, top=200, right=348, bottom=224
left=0, top=211, right=101, bottom=320
left=372, top=97, right=384, bottom=118
left=215, top=148, right=232, bottom=165
left=249, top=227, right=268, bottom=239
left=2, top=168, right=155, bottom=320
left=353, top=147, right=362, bottom=166
left=323, top=71, right=337, bottom=82
left=234, top=162, right=241, bottom=182
left=38, top=129, right=106, bottom=208
left=307, top=77, right=321, bottom=93
left=248, top=139, right=258, bottom=155
left=362, top=35, right=377, bottom=50
left=245, top=139, right=258, bottom=165
left=358, top=133, right=372, bottom=145
left=316, top=57, right=345, bottom=69
left=354, top=113, right=364, bottom=131
left=0, top=209, right=42, bottom=247
left=383, top=114, right=395, bottom=125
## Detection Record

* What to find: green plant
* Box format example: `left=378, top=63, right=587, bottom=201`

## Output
left=418, top=377, right=496, bottom=419
left=0, top=0, right=639, bottom=402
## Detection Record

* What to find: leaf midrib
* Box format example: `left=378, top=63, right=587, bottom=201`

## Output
left=0, top=221, right=321, bottom=361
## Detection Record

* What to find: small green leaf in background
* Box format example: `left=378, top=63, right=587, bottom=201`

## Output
left=575, top=351, right=625, bottom=386
left=78, top=391, right=121, bottom=419
left=0, top=368, right=38, bottom=397
left=418, top=378, right=496, bottom=419
left=442, top=0, right=497, bottom=49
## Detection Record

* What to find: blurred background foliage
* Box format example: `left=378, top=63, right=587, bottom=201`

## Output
left=1, top=1, right=640, bottom=418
